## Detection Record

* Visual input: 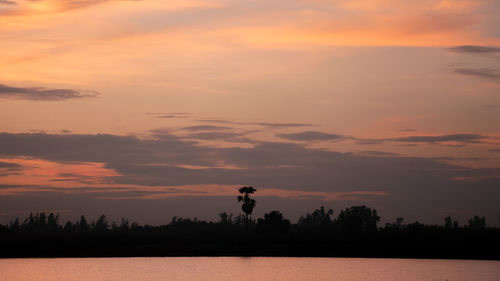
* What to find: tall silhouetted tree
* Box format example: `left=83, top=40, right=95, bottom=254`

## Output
left=237, top=186, right=256, bottom=231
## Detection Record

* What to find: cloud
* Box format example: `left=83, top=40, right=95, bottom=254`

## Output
left=0, top=161, right=23, bottom=169
left=179, top=125, right=256, bottom=142
left=182, top=125, right=232, bottom=131
left=448, top=45, right=500, bottom=54
left=0, top=161, right=24, bottom=176
left=453, top=68, right=500, bottom=81
left=156, top=115, right=189, bottom=119
left=185, top=131, right=247, bottom=141
left=484, top=105, right=500, bottom=109
left=0, top=83, right=99, bottom=101
left=0, top=0, right=16, bottom=5
left=147, top=112, right=190, bottom=119
left=254, top=122, right=315, bottom=128
left=355, top=139, right=385, bottom=145
left=198, top=119, right=314, bottom=129
left=343, top=132, right=489, bottom=146
left=358, top=151, right=399, bottom=156
left=146, top=112, right=190, bottom=115
left=0, top=131, right=499, bottom=225
left=276, top=131, right=347, bottom=141
left=0, top=131, right=493, bottom=188
left=273, top=129, right=488, bottom=146
left=22, top=0, right=130, bottom=13
left=0, top=0, right=496, bottom=50
left=392, top=134, right=486, bottom=144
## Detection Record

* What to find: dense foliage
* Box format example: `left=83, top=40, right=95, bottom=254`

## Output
left=1, top=205, right=498, bottom=259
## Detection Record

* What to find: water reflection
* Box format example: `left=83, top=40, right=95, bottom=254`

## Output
left=0, top=257, right=499, bottom=281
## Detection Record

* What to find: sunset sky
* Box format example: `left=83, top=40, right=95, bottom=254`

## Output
left=1, top=0, right=499, bottom=226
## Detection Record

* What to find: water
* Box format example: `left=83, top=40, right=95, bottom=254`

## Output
left=0, top=257, right=499, bottom=281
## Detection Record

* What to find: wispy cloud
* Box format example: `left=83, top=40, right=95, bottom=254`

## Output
left=185, top=131, right=246, bottom=141
left=147, top=112, right=190, bottom=119
left=1, top=0, right=139, bottom=16
left=156, top=115, right=189, bottom=119
left=0, top=83, right=99, bottom=101
left=0, top=161, right=23, bottom=169
left=198, top=119, right=313, bottom=129
left=182, top=125, right=232, bottom=131
left=355, top=133, right=488, bottom=147
left=0, top=0, right=17, bottom=5
left=392, top=134, right=486, bottom=144
left=448, top=45, right=500, bottom=54
left=277, top=131, right=348, bottom=142
left=453, top=68, right=500, bottom=81
left=0, top=161, right=24, bottom=176
left=275, top=130, right=488, bottom=147
left=484, top=105, right=500, bottom=109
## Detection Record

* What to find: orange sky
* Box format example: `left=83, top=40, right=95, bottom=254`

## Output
left=0, top=0, right=499, bottom=224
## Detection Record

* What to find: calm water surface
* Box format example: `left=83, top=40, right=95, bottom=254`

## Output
left=1, top=257, right=499, bottom=281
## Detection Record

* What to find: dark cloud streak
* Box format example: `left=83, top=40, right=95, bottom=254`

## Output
left=0, top=162, right=22, bottom=169
left=392, top=134, right=485, bottom=144
left=198, top=119, right=313, bottom=128
left=0, top=131, right=498, bottom=225
left=453, top=68, right=500, bottom=81
left=0, top=0, right=17, bottom=5
left=277, top=131, right=347, bottom=141
left=0, top=83, right=99, bottom=101
left=182, top=125, right=232, bottom=131
left=448, top=45, right=500, bottom=54
left=274, top=130, right=487, bottom=146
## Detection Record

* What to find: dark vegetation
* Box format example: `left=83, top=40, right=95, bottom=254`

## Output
left=1, top=187, right=499, bottom=259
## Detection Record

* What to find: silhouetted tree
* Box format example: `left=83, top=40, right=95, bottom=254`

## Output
left=218, top=212, right=233, bottom=224
left=237, top=186, right=256, bottom=231
left=119, top=218, right=130, bottom=231
left=444, top=216, right=452, bottom=228
left=77, top=215, right=89, bottom=232
left=47, top=213, right=60, bottom=232
left=444, top=216, right=459, bottom=229
left=234, top=214, right=255, bottom=227
left=63, top=221, right=73, bottom=232
left=9, top=218, right=20, bottom=232
left=91, top=214, right=109, bottom=232
left=385, top=217, right=405, bottom=230
left=467, top=216, right=486, bottom=230
left=257, top=211, right=290, bottom=233
left=336, top=205, right=380, bottom=233
left=1, top=209, right=500, bottom=259
left=298, top=206, right=333, bottom=227
left=21, top=212, right=61, bottom=232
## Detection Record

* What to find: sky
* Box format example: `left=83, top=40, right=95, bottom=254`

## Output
left=0, top=0, right=499, bottom=226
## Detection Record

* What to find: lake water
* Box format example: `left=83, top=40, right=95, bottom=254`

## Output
left=0, top=257, right=499, bottom=281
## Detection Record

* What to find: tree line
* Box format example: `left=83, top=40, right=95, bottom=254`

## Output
left=0, top=206, right=491, bottom=234
left=0, top=186, right=498, bottom=259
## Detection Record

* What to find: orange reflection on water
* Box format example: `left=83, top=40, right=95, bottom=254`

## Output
left=1, top=257, right=500, bottom=281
